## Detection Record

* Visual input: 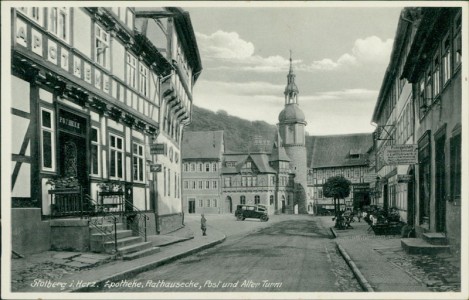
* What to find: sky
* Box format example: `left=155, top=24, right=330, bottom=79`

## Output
left=184, top=4, right=403, bottom=136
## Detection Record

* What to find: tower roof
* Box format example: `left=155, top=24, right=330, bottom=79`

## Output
left=284, top=50, right=299, bottom=96
left=278, top=104, right=306, bottom=123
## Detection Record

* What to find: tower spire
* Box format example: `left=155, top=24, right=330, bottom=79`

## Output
left=284, top=50, right=299, bottom=104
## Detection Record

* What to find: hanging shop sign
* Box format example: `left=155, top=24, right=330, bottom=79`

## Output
left=384, top=144, right=418, bottom=165
left=150, top=143, right=167, bottom=155
left=363, top=172, right=378, bottom=182
left=149, top=164, right=162, bottom=172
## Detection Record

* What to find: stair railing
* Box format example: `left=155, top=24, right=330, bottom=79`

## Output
left=123, top=198, right=149, bottom=242
left=85, top=194, right=120, bottom=253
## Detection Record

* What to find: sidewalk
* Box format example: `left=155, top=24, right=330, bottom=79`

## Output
left=11, top=218, right=226, bottom=293
left=324, top=217, right=460, bottom=292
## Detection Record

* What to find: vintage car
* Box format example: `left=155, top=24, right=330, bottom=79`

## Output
left=234, top=204, right=269, bottom=221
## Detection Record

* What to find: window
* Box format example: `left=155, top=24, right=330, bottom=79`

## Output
left=247, top=177, right=252, bottom=187
left=213, top=199, right=217, bottom=208
left=245, top=161, right=251, bottom=168
left=205, top=163, right=210, bottom=172
left=126, top=8, right=134, bottom=29
left=241, top=177, right=247, bottom=187
left=126, top=53, right=137, bottom=89
left=224, top=177, right=231, bottom=187
left=212, top=181, right=217, bottom=189
left=418, top=78, right=426, bottom=117
left=40, top=108, right=55, bottom=171
left=163, top=167, right=166, bottom=196
left=442, top=36, right=451, bottom=85
left=450, top=133, right=461, bottom=201
left=190, top=163, right=195, bottom=172
left=168, top=169, right=170, bottom=196
left=91, top=127, right=100, bottom=176
left=192, top=181, right=196, bottom=190
left=254, top=195, right=260, bottom=204
left=252, top=177, right=257, bottom=186
left=18, top=7, right=43, bottom=26
left=453, top=13, right=462, bottom=69
left=95, top=24, right=110, bottom=69
left=132, top=142, right=144, bottom=182
left=184, top=163, right=188, bottom=172
left=433, top=54, right=440, bottom=97
left=198, top=199, right=203, bottom=207
left=198, top=181, right=203, bottom=189
left=198, top=163, right=203, bottom=172
left=318, top=187, right=323, bottom=199
left=205, top=181, right=210, bottom=189
left=139, top=63, right=148, bottom=97
left=109, top=134, right=124, bottom=179
left=240, top=195, right=246, bottom=205
left=184, top=181, right=188, bottom=189
left=212, top=163, right=217, bottom=172
left=49, top=8, right=69, bottom=41
left=206, top=199, right=211, bottom=207
left=425, top=68, right=432, bottom=105
left=270, top=195, right=274, bottom=205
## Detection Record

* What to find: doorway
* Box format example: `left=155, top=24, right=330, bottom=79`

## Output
left=383, top=184, right=389, bottom=212
left=58, top=132, right=88, bottom=192
left=188, top=199, right=196, bottom=214
left=435, top=134, right=446, bottom=232
left=225, top=196, right=232, bottom=213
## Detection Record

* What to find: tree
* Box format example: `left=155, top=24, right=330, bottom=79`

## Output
left=323, top=175, right=352, bottom=218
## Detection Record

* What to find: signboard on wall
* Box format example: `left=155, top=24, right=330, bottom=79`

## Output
left=384, top=144, right=418, bottom=165
left=150, top=143, right=167, bottom=155
left=363, top=173, right=378, bottom=182
left=397, top=174, right=413, bottom=182
left=150, top=164, right=162, bottom=172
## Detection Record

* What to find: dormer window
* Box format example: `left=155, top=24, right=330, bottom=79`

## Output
left=349, top=149, right=361, bottom=159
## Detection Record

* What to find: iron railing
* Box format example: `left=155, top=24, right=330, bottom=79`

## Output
left=49, top=187, right=84, bottom=218
left=85, top=194, right=120, bottom=253
left=123, top=198, right=149, bottom=242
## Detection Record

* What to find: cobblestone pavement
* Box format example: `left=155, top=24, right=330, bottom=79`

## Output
left=375, top=247, right=461, bottom=292
left=327, top=245, right=362, bottom=292
left=11, top=252, right=114, bottom=292
left=327, top=217, right=461, bottom=293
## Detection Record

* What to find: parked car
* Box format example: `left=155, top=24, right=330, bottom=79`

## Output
left=234, top=204, right=269, bottom=222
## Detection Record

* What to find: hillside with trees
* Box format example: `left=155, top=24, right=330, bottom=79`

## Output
left=184, top=105, right=278, bottom=153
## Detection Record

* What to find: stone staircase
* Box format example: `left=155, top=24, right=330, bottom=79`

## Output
left=401, top=232, right=450, bottom=255
left=89, top=221, right=160, bottom=260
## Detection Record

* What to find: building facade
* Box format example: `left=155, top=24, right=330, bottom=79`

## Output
left=306, top=134, right=373, bottom=214
left=181, top=131, right=224, bottom=214
left=400, top=8, right=462, bottom=249
left=9, top=6, right=201, bottom=254
left=371, top=7, right=419, bottom=225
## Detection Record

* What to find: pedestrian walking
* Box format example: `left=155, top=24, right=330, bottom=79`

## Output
left=357, top=208, right=362, bottom=222
left=201, top=213, right=207, bottom=236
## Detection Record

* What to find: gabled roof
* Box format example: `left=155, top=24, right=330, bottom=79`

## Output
left=306, top=133, right=373, bottom=169
left=270, top=133, right=290, bottom=162
left=181, top=131, right=224, bottom=160
left=221, top=153, right=277, bottom=174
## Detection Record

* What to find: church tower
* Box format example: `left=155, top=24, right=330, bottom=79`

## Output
left=278, top=52, right=308, bottom=214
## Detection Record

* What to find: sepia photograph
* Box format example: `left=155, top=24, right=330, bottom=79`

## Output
left=1, top=1, right=468, bottom=299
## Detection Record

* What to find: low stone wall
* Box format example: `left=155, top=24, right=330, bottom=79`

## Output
left=12, top=208, right=51, bottom=255
left=158, top=213, right=183, bottom=234
left=50, top=219, right=90, bottom=252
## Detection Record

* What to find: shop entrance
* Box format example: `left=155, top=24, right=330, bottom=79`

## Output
left=57, top=108, right=89, bottom=194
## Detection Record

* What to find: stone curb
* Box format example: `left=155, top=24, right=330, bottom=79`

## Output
left=336, top=242, right=374, bottom=292
left=70, top=235, right=226, bottom=292
left=330, top=227, right=338, bottom=238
